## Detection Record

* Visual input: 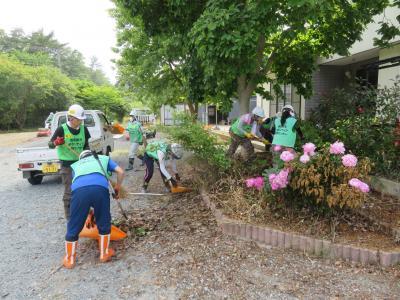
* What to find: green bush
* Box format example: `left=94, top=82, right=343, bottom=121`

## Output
left=310, top=79, right=400, bottom=180
left=161, top=113, right=231, bottom=171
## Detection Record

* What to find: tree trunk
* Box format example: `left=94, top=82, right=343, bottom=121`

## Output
left=187, top=101, right=198, bottom=119
left=237, top=75, right=257, bottom=115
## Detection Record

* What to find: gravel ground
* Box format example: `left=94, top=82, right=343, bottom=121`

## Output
left=0, top=133, right=400, bottom=299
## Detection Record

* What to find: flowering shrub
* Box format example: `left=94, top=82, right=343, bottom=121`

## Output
left=263, top=141, right=371, bottom=210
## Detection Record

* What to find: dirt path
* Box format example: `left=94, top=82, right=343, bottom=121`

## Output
left=0, top=133, right=399, bottom=299
left=0, top=132, right=38, bottom=148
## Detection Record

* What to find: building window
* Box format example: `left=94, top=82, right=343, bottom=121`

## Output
left=270, top=84, right=292, bottom=116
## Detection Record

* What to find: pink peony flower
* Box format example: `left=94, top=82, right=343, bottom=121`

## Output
left=302, top=143, right=316, bottom=156
left=300, top=154, right=310, bottom=164
left=245, top=177, right=264, bottom=191
left=268, top=169, right=289, bottom=190
left=330, top=141, right=345, bottom=155
left=280, top=151, right=295, bottom=162
left=271, top=182, right=280, bottom=190
left=349, top=178, right=370, bottom=193
left=342, top=154, right=358, bottom=167
left=245, top=178, right=255, bottom=188
left=273, top=145, right=282, bottom=152
left=253, top=177, right=264, bottom=191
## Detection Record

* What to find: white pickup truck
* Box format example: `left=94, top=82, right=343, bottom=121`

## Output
left=16, top=110, right=115, bottom=185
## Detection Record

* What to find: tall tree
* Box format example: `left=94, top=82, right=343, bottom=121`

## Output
left=189, top=0, right=391, bottom=114
left=112, top=0, right=208, bottom=115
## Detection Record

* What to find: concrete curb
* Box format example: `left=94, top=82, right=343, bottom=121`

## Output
left=200, top=190, right=400, bottom=267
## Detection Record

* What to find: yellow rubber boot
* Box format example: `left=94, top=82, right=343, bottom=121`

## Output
left=63, top=241, right=77, bottom=269
left=99, top=234, right=115, bottom=263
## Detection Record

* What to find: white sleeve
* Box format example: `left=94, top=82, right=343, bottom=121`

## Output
left=157, top=150, right=172, bottom=180
left=251, top=121, right=262, bottom=137
left=170, top=158, right=177, bottom=174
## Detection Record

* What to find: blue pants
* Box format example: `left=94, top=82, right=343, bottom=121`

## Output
left=65, top=185, right=111, bottom=242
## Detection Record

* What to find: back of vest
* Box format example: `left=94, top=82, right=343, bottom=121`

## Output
left=71, top=155, right=110, bottom=183
left=272, top=117, right=297, bottom=147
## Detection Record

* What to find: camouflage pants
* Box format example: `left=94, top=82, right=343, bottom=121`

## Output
left=226, top=130, right=254, bottom=161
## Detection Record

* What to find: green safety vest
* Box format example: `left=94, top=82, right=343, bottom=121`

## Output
left=57, top=124, right=85, bottom=161
left=272, top=117, right=297, bottom=147
left=145, top=141, right=168, bottom=160
left=230, top=118, right=252, bottom=138
left=126, top=121, right=143, bottom=143
left=71, top=155, right=111, bottom=183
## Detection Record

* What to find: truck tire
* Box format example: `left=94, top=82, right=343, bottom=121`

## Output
left=27, top=171, right=43, bottom=185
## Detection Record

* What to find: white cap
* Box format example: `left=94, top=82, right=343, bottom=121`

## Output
left=282, top=104, right=294, bottom=112
left=170, top=143, right=183, bottom=159
left=67, top=104, right=86, bottom=120
left=251, top=106, right=265, bottom=118
left=79, top=150, right=92, bottom=160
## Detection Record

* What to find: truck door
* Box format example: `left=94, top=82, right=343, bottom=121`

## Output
left=97, top=112, right=114, bottom=154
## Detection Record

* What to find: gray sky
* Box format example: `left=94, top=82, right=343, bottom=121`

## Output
left=0, top=0, right=118, bottom=83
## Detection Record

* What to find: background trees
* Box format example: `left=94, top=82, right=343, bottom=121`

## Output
left=0, top=28, right=127, bottom=130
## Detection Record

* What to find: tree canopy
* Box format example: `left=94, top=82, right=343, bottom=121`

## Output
left=112, top=0, right=393, bottom=115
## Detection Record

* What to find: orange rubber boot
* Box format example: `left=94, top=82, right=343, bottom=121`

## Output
left=63, top=241, right=77, bottom=269
left=99, top=234, right=115, bottom=263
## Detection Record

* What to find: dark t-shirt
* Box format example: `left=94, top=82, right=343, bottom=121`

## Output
left=50, top=125, right=91, bottom=167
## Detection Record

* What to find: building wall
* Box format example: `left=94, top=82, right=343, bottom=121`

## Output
left=378, top=44, right=400, bottom=88
left=160, top=104, right=188, bottom=125
left=304, top=65, right=346, bottom=119
left=320, top=6, right=400, bottom=64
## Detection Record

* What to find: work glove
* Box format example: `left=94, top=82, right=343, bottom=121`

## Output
left=169, top=177, right=178, bottom=188
left=53, top=136, right=65, bottom=146
left=245, top=133, right=254, bottom=139
left=261, top=139, right=270, bottom=145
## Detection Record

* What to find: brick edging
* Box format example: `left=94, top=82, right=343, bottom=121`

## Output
left=200, top=189, right=400, bottom=267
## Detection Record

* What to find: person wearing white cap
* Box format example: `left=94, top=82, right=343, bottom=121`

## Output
left=48, top=104, right=91, bottom=220
left=271, top=104, right=303, bottom=150
left=227, top=106, right=267, bottom=161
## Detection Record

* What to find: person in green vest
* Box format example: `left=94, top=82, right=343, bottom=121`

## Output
left=271, top=105, right=304, bottom=151
left=125, top=112, right=146, bottom=171
left=63, top=150, right=124, bottom=269
left=142, top=140, right=183, bottom=193
left=49, top=104, right=91, bottom=221
left=227, top=106, right=266, bottom=161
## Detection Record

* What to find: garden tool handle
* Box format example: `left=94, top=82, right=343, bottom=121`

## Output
left=61, top=143, right=81, bottom=158
left=91, top=151, right=129, bottom=220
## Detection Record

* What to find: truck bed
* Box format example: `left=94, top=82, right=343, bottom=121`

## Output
left=16, top=146, right=58, bottom=164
